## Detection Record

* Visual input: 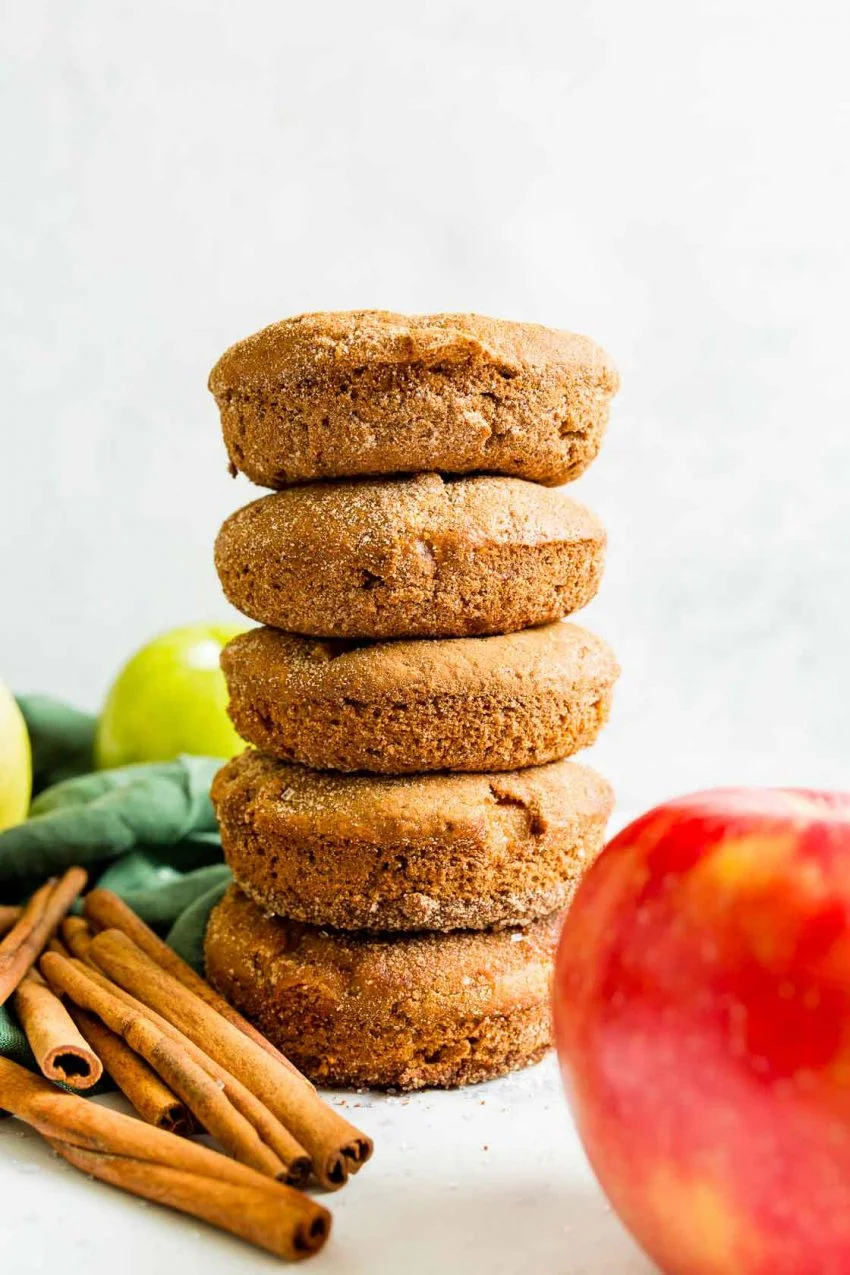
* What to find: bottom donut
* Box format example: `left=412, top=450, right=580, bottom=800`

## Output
left=204, top=884, right=561, bottom=1091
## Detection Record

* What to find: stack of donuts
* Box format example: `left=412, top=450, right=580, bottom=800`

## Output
left=204, top=311, right=620, bottom=1091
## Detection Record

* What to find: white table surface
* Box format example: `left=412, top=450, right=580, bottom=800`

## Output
left=0, top=1054, right=654, bottom=1274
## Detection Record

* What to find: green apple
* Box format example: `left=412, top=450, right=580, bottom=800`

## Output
left=95, top=623, right=247, bottom=768
left=0, top=678, right=32, bottom=830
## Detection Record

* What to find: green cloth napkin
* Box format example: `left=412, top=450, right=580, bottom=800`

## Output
left=17, top=694, right=97, bottom=795
left=0, top=756, right=221, bottom=892
left=0, top=697, right=233, bottom=1080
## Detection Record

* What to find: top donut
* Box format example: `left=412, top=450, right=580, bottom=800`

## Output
left=209, top=310, right=619, bottom=488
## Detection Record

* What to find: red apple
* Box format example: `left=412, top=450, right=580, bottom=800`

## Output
left=554, top=788, right=850, bottom=1275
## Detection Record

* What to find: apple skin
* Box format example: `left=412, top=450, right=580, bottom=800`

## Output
left=0, top=678, right=31, bottom=830
left=95, top=623, right=247, bottom=768
left=554, top=788, right=850, bottom=1275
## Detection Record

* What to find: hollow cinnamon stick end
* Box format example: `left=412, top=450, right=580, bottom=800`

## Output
left=42, top=1046, right=103, bottom=1091
left=282, top=1154, right=312, bottom=1190
left=156, top=1104, right=196, bottom=1136
left=344, top=1134, right=374, bottom=1173
left=292, top=1206, right=332, bottom=1260
left=316, top=1152, right=349, bottom=1193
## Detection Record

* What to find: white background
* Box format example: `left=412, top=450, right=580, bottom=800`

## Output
left=1, top=4, right=849, bottom=1271
left=2, top=0, right=850, bottom=815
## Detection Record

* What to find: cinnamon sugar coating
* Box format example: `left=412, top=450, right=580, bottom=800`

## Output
left=222, top=621, right=618, bottom=774
left=204, top=885, right=560, bottom=1090
left=209, top=310, right=619, bottom=489
left=212, top=750, right=613, bottom=931
left=214, top=473, right=605, bottom=639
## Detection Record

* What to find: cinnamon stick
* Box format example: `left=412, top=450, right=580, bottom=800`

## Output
left=0, top=1058, right=330, bottom=1260
left=83, top=889, right=311, bottom=1085
left=41, top=950, right=288, bottom=1182
left=88, top=928, right=373, bottom=1190
left=0, top=905, right=21, bottom=938
left=51, top=1144, right=330, bottom=1260
left=12, top=970, right=102, bottom=1089
left=0, top=879, right=52, bottom=980
left=61, top=915, right=94, bottom=959
left=46, top=920, right=310, bottom=1179
left=72, top=957, right=310, bottom=1184
left=38, top=933, right=192, bottom=1135
left=0, top=868, right=87, bottom=1005
left=66, top=1004, right=192, bottom=1134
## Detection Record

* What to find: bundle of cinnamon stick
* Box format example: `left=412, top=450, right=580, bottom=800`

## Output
left=0, top=868, right=374, bottom=1261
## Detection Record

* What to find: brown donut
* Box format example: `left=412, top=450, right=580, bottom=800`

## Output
left=204, top=884, right=561, bottom=1090
left=209, top=310, right=619, bottom=488
left=214, top=473, right=606, bottom=640
left=212, top=750, right=614, bottom=931
left=221, top=621, right=619, bottom=775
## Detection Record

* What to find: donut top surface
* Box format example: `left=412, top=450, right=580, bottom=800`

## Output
left=215, top=472, right=604, bottom=562
left=212, top=748, right=614, bottom=842
left=220, top=620, right=619, bottom=700
left=209, top=309, right=619, bottom=394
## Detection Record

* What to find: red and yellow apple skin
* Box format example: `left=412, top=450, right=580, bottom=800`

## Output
left=553, top=788, right=850, bottom=1275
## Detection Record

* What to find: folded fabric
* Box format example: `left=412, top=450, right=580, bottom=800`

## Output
left=0, top=756, right=221, bottom=891
left=101, top=862, right=231, bottom=931
left=167, top=878, right=231, bottom=970
left=16, top=694, right=96, bottom=795
left=0, top=1007, right=36, bottom=1073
